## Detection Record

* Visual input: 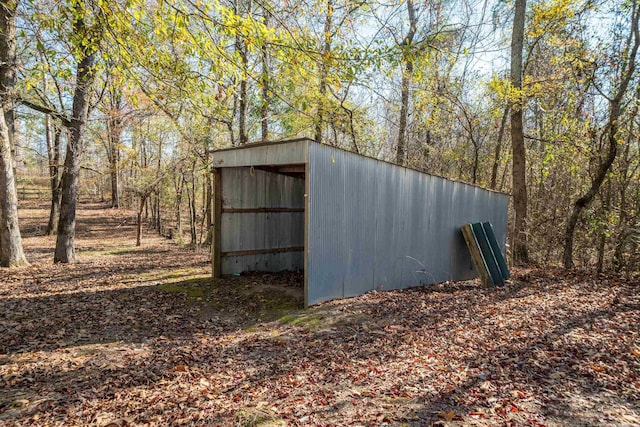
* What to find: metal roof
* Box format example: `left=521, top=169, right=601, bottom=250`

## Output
left=210, top=137, right=509, bottom=196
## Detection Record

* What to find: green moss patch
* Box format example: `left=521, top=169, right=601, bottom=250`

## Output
left=234, top=408, right=287, bottom=427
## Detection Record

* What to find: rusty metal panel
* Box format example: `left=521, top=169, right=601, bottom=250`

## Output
left=220, top=167, right=304, bottom=274
left=307, top=143, right=509, bottom=306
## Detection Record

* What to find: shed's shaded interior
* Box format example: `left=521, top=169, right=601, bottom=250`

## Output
left=219, top=166, right=306, bottom=275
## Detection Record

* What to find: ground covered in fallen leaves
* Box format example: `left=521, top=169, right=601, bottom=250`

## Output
left=1, top=201, right=639, bottom=426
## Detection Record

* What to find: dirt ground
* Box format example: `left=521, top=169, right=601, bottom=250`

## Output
left=1, top=201, right=639, bottom=426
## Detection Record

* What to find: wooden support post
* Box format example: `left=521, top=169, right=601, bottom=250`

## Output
left=303, top=161, right=309, bottom=308
left=211, top=168, right=222, bottom=278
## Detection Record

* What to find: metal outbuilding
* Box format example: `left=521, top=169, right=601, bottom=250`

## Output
left=210, top=138, right=509, bottom=307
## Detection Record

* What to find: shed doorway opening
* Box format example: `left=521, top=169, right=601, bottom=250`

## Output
left=214, top=165, right=306, bottom=280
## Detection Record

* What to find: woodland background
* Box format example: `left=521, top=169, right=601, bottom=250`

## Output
left=0, top=0, right=639, bottom=273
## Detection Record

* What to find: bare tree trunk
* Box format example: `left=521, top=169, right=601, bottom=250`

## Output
left=395, top=0, right=416, bottom=166
left=54, top=2, right=98, bottom=263
left=136, top=196, right=147, bottom=246
left=203, top=169, right=212, bottom=245
left=472, top=140, right=479, bottom=184
left=596, top=184, right=611, bottom=273
left=0, top=0, right=27, bottom=267
left=45, top=118, right=62, bottom=235
left=345, top=106, right=359, bottom=153
left=104, top=84, right=123, bottom=209
left=174, top=173, right=184, bottom=244
left=490, top=105, right=509, bottom=190
left=563, top=4, right=639, bottom=268
left=613, top=90, right=639, bottom=270
left=156, top=191, right=161, bottom=231
left=0, top=106, right=26, bottom=266
left=0, top=0, right=16, bottom=147
left=186, top=163, right=197, bottom=246
left=510, top=0, right=529, bottom=264
left=260, top=6, right=270, bottom=141
left=235, top=0, right=250, bottom=145
left=315, top=0, right=333, bottom=144
left=107, top=114, right=121, bottom=208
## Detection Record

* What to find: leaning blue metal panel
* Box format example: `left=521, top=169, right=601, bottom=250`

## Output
left=472, top=222, right=505, bottom=286
left=219, top=167, right=304, bottom=275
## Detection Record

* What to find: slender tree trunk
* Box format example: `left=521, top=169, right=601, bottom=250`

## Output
left=396, top=62, right=412, bottom=165
left=510, top=0, right=529, bottom=263
left=260, top=6, right=270, bottom=141
left=186, top=164, right=197, bottom=246
left=203, top=170, right=212, bottom=245
left=596, top=184, right=611, bottom=273
left=110, top=146, right=119, bottom=208
left=0, top=0, right=27, bottom=267
left=136, top=195, right=148, bottom=246
left=345, top=106, right=359, bottom=153
left=155, top=191, right=161, bottom=231
left=490, top=105, right=509, bottom=190
left=472, top=140, right=479, bottom=184
left=613, top=93, right=638, bottom=270
left=0, top=0, right=16, bottom=147
left=45, top=118, right=62, bottom=235
left=235, top=0, right=250, bottom=145
left=106, top=88, right=123, bottom=208
left=563, top=4, right=639, bottom=268
left=422, top=129, right=432, bottom=170
left=0, top=105, right=26, bottom=266
left=54, top=3, right=98, bottom=263
left=315, top=0, right=333, bottom=144
left=238, top=64, right=248, bottom=145
left=395, top=0, right=416, bottom=166
left=176, top=172, right=184, bottom=244
left=174, top=173, right=184, bottom=244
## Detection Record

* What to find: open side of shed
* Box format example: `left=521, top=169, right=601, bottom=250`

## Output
left=211, top=138, right=510, bottom=307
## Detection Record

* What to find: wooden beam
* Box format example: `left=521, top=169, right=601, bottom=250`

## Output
left=221, top=246, right=304, bottom=257
left=222, top=207, right=304, bottom=213
left=278, top=165, right=305, bottom=173
left=304, top=161, right=309, bottom=308
left=211, top=168, right=222, bottom=278
left=254, top=165, right=305, bottom=179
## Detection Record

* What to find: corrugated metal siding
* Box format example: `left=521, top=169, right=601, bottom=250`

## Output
left=307, top=143, right=509, bottom=306
left=306, top=150, right=346, bottom=303
left=220, top=167, right=305, bottom=274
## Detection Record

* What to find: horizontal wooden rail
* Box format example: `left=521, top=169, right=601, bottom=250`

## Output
left=222, top=207, right=304, bottom=213
left=221, top=246, right=304, bottom=257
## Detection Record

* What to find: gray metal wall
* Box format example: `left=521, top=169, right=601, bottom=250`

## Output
left=220, top=167, right=305, bottom=274
left=307, top=143, right=509, bottom=305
